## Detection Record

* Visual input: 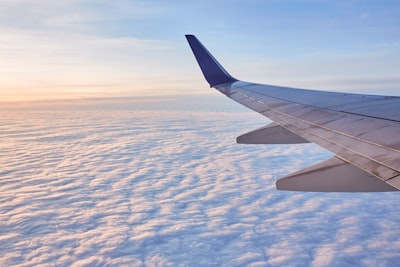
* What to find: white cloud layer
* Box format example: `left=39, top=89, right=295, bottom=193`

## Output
left=1, top=109, right=399, bottom=266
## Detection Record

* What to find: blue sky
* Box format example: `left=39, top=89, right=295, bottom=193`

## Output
left=1, top=0, right=400, bottom=102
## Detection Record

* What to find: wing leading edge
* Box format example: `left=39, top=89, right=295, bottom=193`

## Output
left=185, top=34, right=400, bottom=192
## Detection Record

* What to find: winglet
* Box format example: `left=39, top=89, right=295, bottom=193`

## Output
left=185, top=35, right=237, bottom=87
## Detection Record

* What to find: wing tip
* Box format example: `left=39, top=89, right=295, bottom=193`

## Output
left=185, top=34, right=237, bottom=87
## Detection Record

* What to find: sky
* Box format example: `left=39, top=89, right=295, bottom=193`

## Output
left=1, top=0, right=400, bottom=103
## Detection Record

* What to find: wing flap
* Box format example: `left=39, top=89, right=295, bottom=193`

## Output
left=237, top=122, right=309, bottom=144
left=228, top=86, right=400, bottom=182
left=276, top=157, right=398, bottom=192
left=387, top=175, right=400, bottom=189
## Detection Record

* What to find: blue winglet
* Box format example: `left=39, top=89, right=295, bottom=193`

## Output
left=185, top=35, right=237, bottom=87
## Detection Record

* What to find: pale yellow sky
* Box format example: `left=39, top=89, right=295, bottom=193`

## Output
left=1, top=1, right=399, bottom=104
left=0, top=28, right=201, bottom=102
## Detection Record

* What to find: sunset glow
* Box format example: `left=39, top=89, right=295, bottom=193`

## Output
left=1, top=0, right=399, bottom=103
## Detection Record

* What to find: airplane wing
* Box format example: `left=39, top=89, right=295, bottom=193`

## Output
left=185, top=34, right=400, bottom=192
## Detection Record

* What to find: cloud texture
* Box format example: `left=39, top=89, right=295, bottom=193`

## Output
left=1, top=109, right=399, bottom=266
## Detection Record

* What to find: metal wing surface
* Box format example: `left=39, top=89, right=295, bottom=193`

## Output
left=186, top=34, right=400, bottom=192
